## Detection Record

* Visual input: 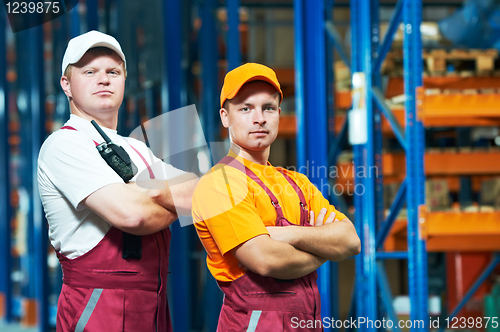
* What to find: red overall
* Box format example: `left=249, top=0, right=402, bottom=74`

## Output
left=216, top=156, right=323, bottom=332
left=56, top=126, right=173, bottom=332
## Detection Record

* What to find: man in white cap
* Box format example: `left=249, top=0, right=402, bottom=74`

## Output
left=38, top=30, right=197, bottom=331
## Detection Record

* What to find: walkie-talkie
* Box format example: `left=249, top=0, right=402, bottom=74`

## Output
left=91, top=120, right=137, bottom=183
left=91, top=120, right=142, bottom=260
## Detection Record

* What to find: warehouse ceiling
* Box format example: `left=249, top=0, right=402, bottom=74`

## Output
left=238, top=0, right=464, bottom=6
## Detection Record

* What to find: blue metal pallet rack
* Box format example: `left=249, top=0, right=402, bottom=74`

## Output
left=350, top=0, right=428, bottom=330
left=0, top=7, right=13, bottom=325
left=295, top=0, right=429, bottom=330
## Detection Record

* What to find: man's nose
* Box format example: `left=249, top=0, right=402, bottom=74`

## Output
left=98, top=71, right=110, bottom=84
left=253, top=109, right=266, bottom=125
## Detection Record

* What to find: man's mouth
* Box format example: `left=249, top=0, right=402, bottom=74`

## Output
left=95, top=90, right=113, bottom=95
left=250, top=130, right=268, bottom=136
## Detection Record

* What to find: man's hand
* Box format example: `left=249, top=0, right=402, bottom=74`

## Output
left=146, top=173, right=198, bottom=216
left=309, top=208, right=339, bottom=226
left=266, top=208, right=338, bottom=244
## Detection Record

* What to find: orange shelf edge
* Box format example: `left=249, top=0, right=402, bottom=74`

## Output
left=417, top=86, right=500, bottom=126
left=420, top=206, right=500, bottom=252
left=333, top=150, right=500, bottom=183
left=387, top=76, right=500, bottom=99
left=278, top=110, right=404, bottom=139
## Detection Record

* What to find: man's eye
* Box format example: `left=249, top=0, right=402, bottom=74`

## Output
left=85, top=70, right=94, bottom=74
left=265, top=107, right=276, bottom=111
left=241, top=107, right=250, bottom=112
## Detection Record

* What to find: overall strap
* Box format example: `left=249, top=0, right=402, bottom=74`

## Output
left=278, top=171, right=310, bottom=226
left=278, top=171, right=308, bottom=210
left=61, top=125, right=155, bottom=179
left=218, top=156, right=285, bottom=219
left=61, top=126, right=98, bottom=146
left=128, top=145, right=155, bottom=179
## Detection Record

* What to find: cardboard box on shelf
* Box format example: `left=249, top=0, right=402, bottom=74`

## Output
left=379, top=21, right=443, bottom=48
left=426, top=179, right=451, bottom=211
left=480, top=178, right=500, bottom=209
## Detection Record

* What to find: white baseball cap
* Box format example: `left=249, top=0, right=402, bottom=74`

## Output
left=61, top=30, right=126, bottom=76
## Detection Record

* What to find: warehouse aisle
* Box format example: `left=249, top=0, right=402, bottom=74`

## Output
left=0, top=320, right=38, bottom=332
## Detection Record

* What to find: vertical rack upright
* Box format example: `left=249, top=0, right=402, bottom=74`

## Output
left=350, top=0, right=429, bottom=330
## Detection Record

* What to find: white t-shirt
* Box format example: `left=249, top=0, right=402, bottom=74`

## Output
left=38, top=115, right=185, bottom=259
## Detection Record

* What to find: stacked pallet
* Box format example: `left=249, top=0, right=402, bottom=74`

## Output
left=382, top=48, right=500, bottom=76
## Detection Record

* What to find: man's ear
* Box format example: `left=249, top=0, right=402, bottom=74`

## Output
left=220, top=108, right=229, bottom=128
left=60, top=76, right=72, bottom=99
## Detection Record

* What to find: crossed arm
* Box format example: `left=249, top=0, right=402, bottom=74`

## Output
left=231, top=208, right=360, bottom=280
left=266, top=209, right=361, bottom=262
left=84, top=173, right=198, bottom=235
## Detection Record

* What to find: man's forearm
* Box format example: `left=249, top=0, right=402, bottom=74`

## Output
left=232, top=234, right=326, bottom=280
left=263, top=243, right=326, bottom=279
left=268, top=219, right=361, bottom=261
left=86, top=183, right=179, bottom=236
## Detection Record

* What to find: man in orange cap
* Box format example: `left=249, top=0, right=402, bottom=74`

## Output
left=192, top=63, right=360, bottom=331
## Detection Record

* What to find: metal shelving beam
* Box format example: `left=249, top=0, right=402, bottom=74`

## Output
left=325, top=0, right=340, bottom=320
left=294, top=0, right=338, bottom=328
left=0, top=9, right=13, bottom=324
left=200, top=0, right=219, bottom=144
left=69, top=1, right=80, bottom=38
left=325, top=20, right=351, bottom=71
left=349, top=0, right=364, bottom=325
left=376, top=179, right=407, bottom=250
left=438, top=253, right=500, bottom=332
left=387, top=76, right=500, bottom=98
left=16, top=27, right=35, bottom=325
left=356, top=0, right=379, bottom=328
left=162, top=0, right=191, bottom=330
left=373, top=0, right=402, bottom=73
left=199, top=0, right=223, bottom=330
left=403, top=0, right=428, bottom=327
left=29, top=25, right=49, bottom=332
left=376, top=261, right=401, bottom=331
left=86, top=0, right=98, bottom=31
left=350, top=0, right=429, bottom=330
left=421, top=209, right=500, bottom=252
left=227, top=0, right=241, bottom=70
left=417, top=89, right=500, bottom=122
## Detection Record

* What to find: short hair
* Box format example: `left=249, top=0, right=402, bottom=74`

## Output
left=63, top=47, right=127, bottom=80
left=222, top=81, right=281, bottom=112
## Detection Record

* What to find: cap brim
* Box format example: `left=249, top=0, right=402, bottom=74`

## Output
left=223, top=75, right=283, bottom=106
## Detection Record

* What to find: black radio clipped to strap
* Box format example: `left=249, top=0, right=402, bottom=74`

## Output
left=91, top=120, right=142, bottom=260
left=91, top=120, right=138, bottom=182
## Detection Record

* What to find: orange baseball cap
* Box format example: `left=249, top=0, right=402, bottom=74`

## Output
left=220, top=63, right=283, bottom=107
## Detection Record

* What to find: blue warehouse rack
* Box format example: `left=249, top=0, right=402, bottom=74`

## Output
left=294, top=0, right=339, bottom=328
left=294, top=0, right=430, bottom=330
left=0, top=1, right=439, bottom=331
left=0, top=7, right=13, bottom=324
left=162, top=0, right=191, bottom=331
left=349, top=0, right=429, bottom=330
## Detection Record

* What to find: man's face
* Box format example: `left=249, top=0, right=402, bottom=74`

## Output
left=61, top=52, right=125, bottom=117
left=220, top=81, right=281, bottom=152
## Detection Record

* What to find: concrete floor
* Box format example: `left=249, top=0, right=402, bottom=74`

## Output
left=0, top=319, right=38, bottom=332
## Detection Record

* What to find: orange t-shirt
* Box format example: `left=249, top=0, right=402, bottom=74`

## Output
left=192, top=152, right=347, bottom=282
